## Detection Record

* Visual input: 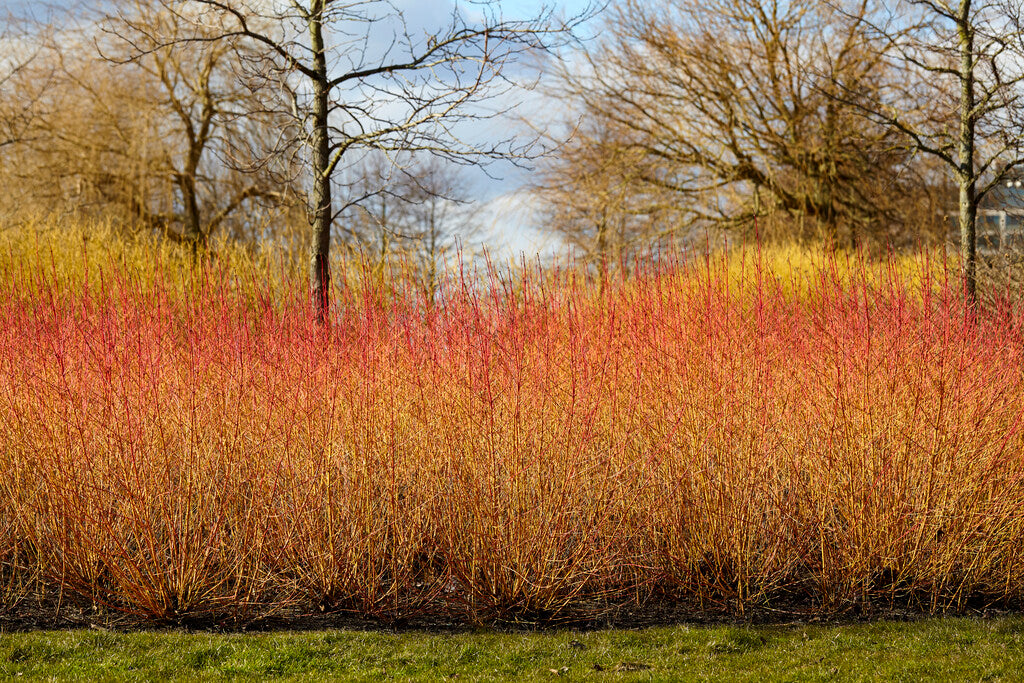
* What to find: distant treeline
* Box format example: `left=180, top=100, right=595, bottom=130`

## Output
left=2, top=0, right=1023, bottom=302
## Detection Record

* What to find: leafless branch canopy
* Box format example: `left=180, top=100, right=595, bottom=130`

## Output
left=0, top=14, right=48, bottom=150
left=115, top=0, right=593, bottom=316
left=832, top=0, right=1024, bottom=299
left=851, top=0, right=1024, bottom=200
left=127, top=1, right=591, bottom=176
left=538, top=0, right=944, bottom=251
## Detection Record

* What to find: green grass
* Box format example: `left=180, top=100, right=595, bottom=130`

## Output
left=1, top=618, right=1023, bottom=681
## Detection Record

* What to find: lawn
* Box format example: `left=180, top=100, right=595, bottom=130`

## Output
left=1, top=617, right=1022, bottom=680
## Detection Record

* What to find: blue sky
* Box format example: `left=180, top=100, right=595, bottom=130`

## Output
left=501, top=0, right=599, bottom=18
left=6, top=1, right=599, bottom=20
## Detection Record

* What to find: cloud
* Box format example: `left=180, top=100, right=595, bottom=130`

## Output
left=476, top=188, right=564, bottom=261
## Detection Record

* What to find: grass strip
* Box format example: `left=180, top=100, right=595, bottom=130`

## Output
left=1, top=617, right=1022, bottom=681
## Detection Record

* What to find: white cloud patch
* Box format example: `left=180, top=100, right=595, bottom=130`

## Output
left=475, top=188, right=563, bottom=261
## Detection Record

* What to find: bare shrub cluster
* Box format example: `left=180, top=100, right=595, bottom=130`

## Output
left=1, top=238, right=1023, bottom=625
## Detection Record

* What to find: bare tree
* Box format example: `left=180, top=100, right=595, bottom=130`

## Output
left=398, top=157, right=478, bottom=304
left=140, top=0, right=589, bottom=321
left=333, top=152, right=403, bottom=283
left=532, top=114, right=682, bottom=269
left=1, top=24, right=168, bottom=224
left=2, top=7, right=293, bottom=244
left=847, top=0, right=1024, bottom=302
left=545, top=0, right=942, bottom=250
left=0, top=14, right=46, bottom=151
left=335, top=153, right=477, bottom=303
left=102, top=0, right=294, bottom=253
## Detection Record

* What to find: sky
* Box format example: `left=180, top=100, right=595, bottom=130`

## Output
left=501, top=0, right=597, bottom=19
left=460, top=0, right=604, bottom=256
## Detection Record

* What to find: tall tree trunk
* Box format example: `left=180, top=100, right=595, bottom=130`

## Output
left=309, top=4, right=333, bottom=323
left=958, top=0, right=978, bottom=304
left=181, top=175, right=203, bottom=262
left=595, top=213, right=609, bottom=299
left=958, top=175, right=978, bottom=303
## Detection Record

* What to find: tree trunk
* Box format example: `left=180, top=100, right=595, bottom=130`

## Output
left=309, top=5, right=333, bottom=323
left=958, top=176, right=978, bottom=303
left=594, top=209, right=611, bottom=298
left=181, top=175, right=203, bottom=263
left=958, top=0, right=978, bottom=304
